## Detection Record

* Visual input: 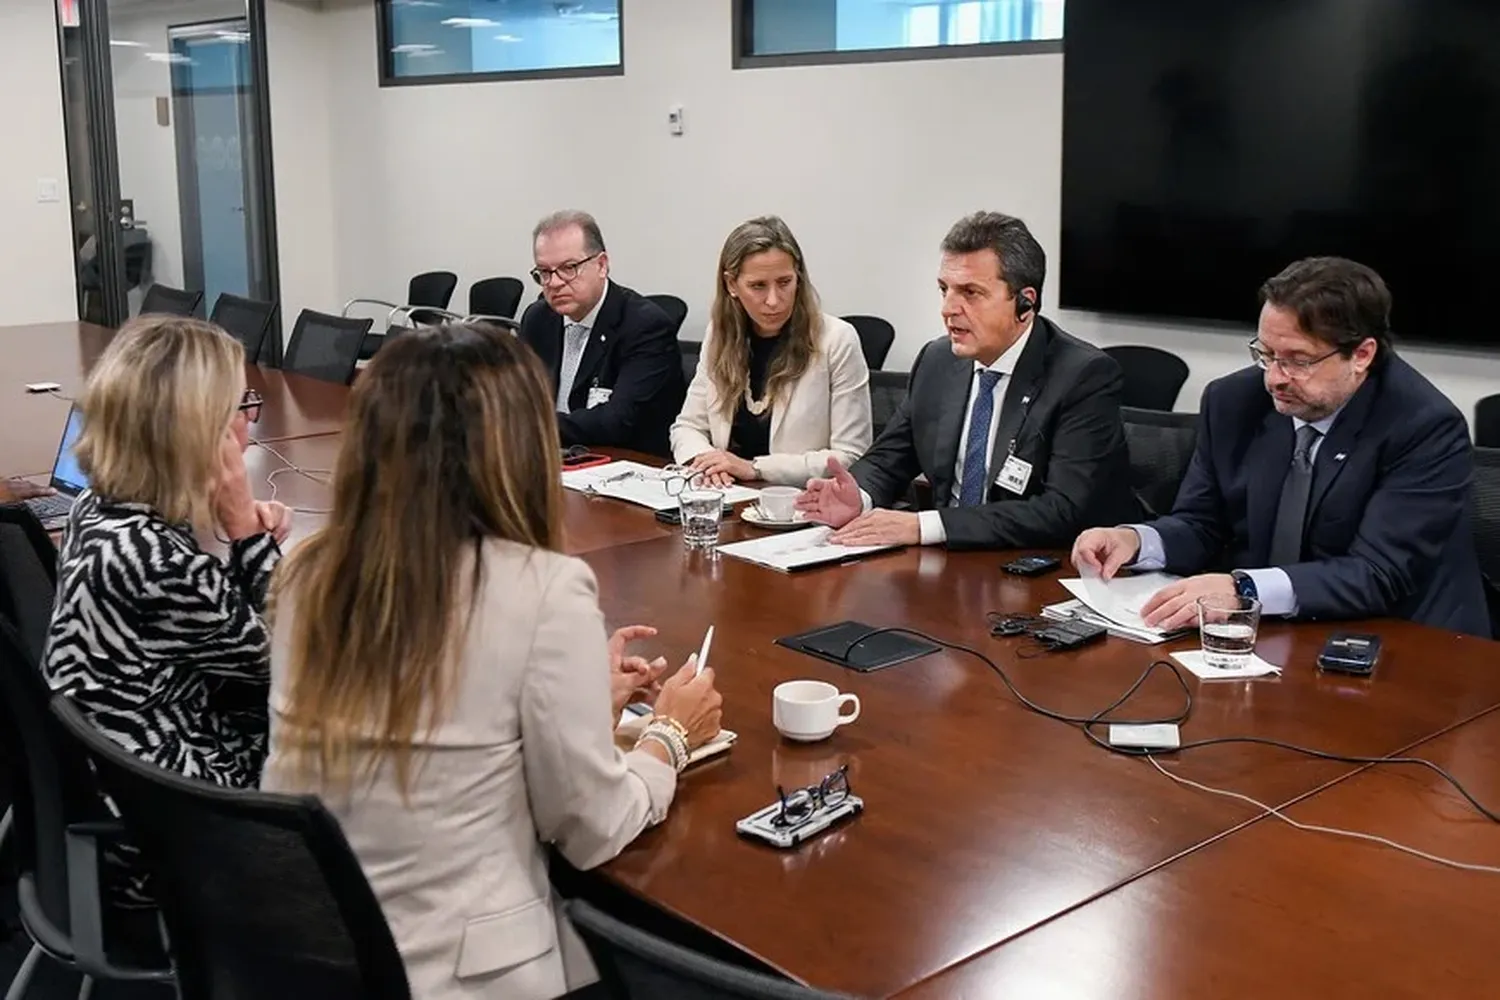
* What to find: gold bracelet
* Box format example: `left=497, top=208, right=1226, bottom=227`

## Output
left=654, top=715, right=689, bottom=742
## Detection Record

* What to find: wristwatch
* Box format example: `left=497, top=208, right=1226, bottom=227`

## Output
left=1230, top=570, right=1258, bottom=601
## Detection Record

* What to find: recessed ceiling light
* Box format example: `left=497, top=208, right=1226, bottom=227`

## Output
left=440, top=17, right=500, bottom=28
left=109, top=39, right=145, bottom=47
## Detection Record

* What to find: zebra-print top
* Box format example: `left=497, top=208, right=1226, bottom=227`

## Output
left=42, top=489, right=281, bottom=789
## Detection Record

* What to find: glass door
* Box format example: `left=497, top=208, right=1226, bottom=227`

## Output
left=59, top=0, right=280, bottom=359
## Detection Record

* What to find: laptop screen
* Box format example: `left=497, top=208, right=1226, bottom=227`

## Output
left=51, top=406, right=89, bottom=494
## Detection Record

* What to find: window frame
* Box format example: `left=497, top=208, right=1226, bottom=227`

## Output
left=374, top=0, right=626, bottom=88
left=730, top=0, right=1063, bottom=71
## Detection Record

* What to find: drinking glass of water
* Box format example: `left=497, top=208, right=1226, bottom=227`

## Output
left=1197, top=594, right=1261, bottom=669
left=678, top=487, right=724, bottom=551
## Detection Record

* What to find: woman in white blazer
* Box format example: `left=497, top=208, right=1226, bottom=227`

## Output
left=261, top=324, right=723, bottom=1000
left=671, top=216, right=873, bottom=487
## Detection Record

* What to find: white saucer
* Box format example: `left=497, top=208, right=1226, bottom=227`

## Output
left=741, top=506, right=808, bottom=531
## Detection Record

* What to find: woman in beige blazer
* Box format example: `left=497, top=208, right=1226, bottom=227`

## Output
left=670, top=216, right=873, bottom=487
left=261, top=323, right=722, bottom=1000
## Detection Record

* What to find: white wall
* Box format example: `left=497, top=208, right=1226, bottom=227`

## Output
left=319, top=0, right=1500, bottom=424
left=0, top=0, right=78, bottom=325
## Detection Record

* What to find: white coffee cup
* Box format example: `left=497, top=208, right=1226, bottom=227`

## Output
left=772, top=680, right=860, bottom=742
left=758, top=486, right=799, bottom=522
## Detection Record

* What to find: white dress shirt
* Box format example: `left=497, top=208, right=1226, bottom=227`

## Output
left=856, top=323, right=1033, bottom=545
left=1130, top=405, right=1343, bottom=616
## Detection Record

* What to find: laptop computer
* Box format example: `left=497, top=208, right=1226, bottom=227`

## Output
left=25, top=404, right=89, bottom=529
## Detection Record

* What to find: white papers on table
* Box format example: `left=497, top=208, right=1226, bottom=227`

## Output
left=717, top=526, right=902, bottom=572
left=1169, top=649, right=1283, bottom=681
left=560, top=460, right=760, bottom=511
left=1058, top=571, right=1183, bottom=641
left=617, top=707, right=737, bottom=764
left=1040, top=599, right=1177, bottom=645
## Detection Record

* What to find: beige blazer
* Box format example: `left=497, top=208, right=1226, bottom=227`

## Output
left=261, top=540, right=676, bottom=1000
left=669, top=314, right=873, bottom=485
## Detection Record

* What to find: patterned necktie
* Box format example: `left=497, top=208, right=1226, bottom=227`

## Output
left=958, top=370, right=1004, bottom=507
left=1268, top=424, right=1322, bottom=566
left=555, top=322, right=590, bottom=414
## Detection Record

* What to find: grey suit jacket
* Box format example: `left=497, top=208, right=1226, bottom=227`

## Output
left=262, top=540, right=676, bottom=1000
left=852, top=316, right=1141, bottom=549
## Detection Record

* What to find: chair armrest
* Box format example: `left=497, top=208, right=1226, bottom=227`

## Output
left=393, top=305, right=464, bottom=327
left=463, top=313, right=520, bottom=332
left=341, top=297, right=400, bottom=319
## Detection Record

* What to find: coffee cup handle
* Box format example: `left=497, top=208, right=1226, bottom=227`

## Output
left=835, top=693, right=860, bottom=726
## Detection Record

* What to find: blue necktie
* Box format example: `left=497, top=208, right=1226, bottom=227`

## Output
left=958, top=370, right=1003, bottom=506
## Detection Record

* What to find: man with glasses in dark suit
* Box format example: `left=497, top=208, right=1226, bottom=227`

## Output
left=518, top=210, right=685, bottom=457
left=1073, top=257, right=1489, bottom=637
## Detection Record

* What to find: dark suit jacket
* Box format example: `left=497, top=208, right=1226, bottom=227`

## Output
left=852, top=316, right=1140, bottom=550
left=1152, top=357, right=1488, bottom=636
left=518, top=281, right=685, bottom=457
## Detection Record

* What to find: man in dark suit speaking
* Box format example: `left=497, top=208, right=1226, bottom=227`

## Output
left=1074, top=257, right=1489, bottom=637
left=796, top=211, right=1138, bottom=550
left=518, top=210, right=684, bottom=457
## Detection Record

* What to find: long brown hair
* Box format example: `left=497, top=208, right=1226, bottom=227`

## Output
left=707, top=216, right=822, bottom=419
left=271, top=324, right=564, bottom=796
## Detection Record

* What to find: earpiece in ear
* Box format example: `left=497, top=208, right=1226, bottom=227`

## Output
left=1016, top=293, right=1036, bottom=319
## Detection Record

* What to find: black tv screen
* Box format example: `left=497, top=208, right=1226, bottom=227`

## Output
left=1059, top=0, right=1500, bottom=347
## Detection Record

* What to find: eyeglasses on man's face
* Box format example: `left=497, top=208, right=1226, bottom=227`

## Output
left=530, top=252, right=602, bottom=287
left=1247, top=340, right=1342, bottom=380
left=238, top=389, right=263, bottom=424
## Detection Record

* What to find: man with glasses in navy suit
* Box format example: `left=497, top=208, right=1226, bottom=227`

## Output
left=1074, top=257, right=1489, bottom=637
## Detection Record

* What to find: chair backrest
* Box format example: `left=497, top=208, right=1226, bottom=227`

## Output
left=283, top=309, right=373, bottom=385
left=468, top=277, right=524, bottom=320
left=1103, top=345, right=1190, bottom=411
left=839, top=315, right=895, bottom=370
left=679, top=339, right=703, bottom=384
left=1475, top=394, right=1500, bottom=449
left=0, top=620, right=111, bottom=951
left=0, top=503, right=58, bottom=664
left=567, top=899, right=850, bottom=1000
left=209, top=293, right=278, bottom=365
left=1472, top=446, right=1500, bottom=638
left=646, top=294, right=690, bottom=337
left=50, top=695, right=412, bottom=1000
left=406, top=271, right=458, bottom=310
left=140, top=284, right=205, bottom=319
left=869, top=369, right=909, bottom=440
left=1120, top=406, right=1199, bottom=518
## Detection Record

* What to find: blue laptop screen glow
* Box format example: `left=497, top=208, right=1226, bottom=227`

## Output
left=52, top=406, right=89, bottom=493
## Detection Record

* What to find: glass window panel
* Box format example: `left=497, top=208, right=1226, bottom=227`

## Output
left=745, top=0, right=1064, bottom=59
left=383, top=0, right=621, bottom=82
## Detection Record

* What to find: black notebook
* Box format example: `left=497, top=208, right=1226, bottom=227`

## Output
left=776, top=621, right=940, bottom=673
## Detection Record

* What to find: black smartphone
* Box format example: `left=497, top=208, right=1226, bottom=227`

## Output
left=1003, top=555, right=1061, bottom=577
left=1317, top=632, right=1382, bottom=676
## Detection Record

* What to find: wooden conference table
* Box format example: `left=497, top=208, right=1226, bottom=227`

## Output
left=4, top=322, right=1500, bottom=998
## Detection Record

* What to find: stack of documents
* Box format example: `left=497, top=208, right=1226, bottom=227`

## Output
left=561, top=460, right=760, bottom=511
left=717, top=526, right=902, bottom=572
left=1050, top=571, right=1189, bottom=643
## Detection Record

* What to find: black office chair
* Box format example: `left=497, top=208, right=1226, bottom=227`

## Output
left=1103, top=345, right=1190, bottom=411
left=0, top=622, right=176, bottom=1000
left=283, top=309, right=372, bottom=385
left=1475, top=394, right=1500, bottom=448
left=468, top=276, right=524, bottom=321
left=1472, top=446, right=1500, bottom=639
left=405, top=270, right=459, bottom=326
left=679, top=339, right=703, bottom=384
left=209, top=293, right=278, bottom=366
left=869, top=369, right=910, bottom=440
left=50, top=695, right=411, bottom=1000
left=1120, top=406, right=1199, bottom=518
left=646, top=295, right=690, bottom=337
left=840, top=315, right=895, bottom=371
left=346, top=271, right=460, bottom=360
left=567, top=899, right=850, bottom=1000
left=139, top=283, right=205, bottom=319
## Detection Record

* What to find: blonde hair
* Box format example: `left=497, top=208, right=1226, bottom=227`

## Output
left=708, top=216, right=822, bottom=419
left=271, top=324, right=564, bottom=798
left=76, top=315, right=245, bottom=526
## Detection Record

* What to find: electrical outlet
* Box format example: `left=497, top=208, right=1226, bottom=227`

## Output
left=668, top=104, right=684, bottom=136
left=36, top=179, right=61, bottom=203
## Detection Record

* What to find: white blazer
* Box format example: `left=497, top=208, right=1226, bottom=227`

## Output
left=263, top=541, right=675, bottom=1000
left=669, top=313, right=873, bottom=485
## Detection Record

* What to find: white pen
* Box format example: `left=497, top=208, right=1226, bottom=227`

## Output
left=694, top=625, right=714, bottom=676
